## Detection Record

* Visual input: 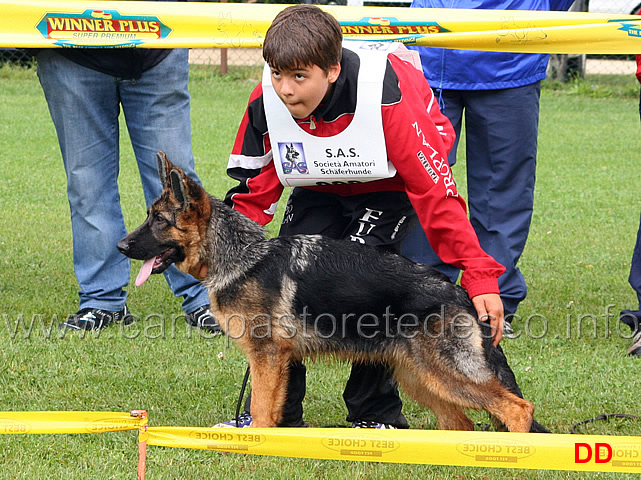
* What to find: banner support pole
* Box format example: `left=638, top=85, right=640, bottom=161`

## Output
left=131, top=410, right=148, bottom=480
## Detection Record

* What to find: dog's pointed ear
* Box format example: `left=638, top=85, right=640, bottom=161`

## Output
left=169, top=169, right=190, bottom=210
left=157, top=151, right=172, bottom=189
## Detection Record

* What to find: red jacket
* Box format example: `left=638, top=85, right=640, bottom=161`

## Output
left=225, top=48, right=505, bottom=297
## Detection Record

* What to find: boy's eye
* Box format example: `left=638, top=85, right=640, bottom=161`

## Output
left=272, top=70, right=281, bottom=79
left=295, top=73, right=305, bottom=80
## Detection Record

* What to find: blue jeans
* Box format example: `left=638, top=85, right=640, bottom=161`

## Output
left=36, top=49, right=209, bottom=313
left=401, top=83, right=540, bottom=314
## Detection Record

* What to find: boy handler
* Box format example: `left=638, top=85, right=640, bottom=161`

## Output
left=220, top=5, right=509, bottom=429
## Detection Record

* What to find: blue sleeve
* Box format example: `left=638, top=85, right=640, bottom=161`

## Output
left=550, top=0, right=576, bottom=11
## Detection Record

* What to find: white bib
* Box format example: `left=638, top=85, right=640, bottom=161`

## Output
left=262, top=41, right=402, bottom=187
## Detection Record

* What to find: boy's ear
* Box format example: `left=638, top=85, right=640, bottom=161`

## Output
left=327, top=63, right=341, bottom=84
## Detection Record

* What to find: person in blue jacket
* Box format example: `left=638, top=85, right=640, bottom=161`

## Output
left=404, top=0, right=575, bottom=335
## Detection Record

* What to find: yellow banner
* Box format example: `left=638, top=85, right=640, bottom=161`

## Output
left=0, top=410, right=146, bottom=434
left=2, top=0, right=641, bottom=54
left=1, top=411, right=640, bottom=473
left=146, top=426, right=641, bottom=473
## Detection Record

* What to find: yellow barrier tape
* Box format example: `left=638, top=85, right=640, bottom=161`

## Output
left=2, top=1, right=641, bottom=53
left=146, top=426, right=641, bottom=473
left=1, top=411, right=639, bottom=473
left=0, top=411, right=145, bottom=434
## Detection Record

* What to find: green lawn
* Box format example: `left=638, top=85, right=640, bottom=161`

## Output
left=0, top=64, right=640, bottom=479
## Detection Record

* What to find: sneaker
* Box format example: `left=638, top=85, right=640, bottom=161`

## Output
left=503, top=321, right=515, bottom=338
left=60, top=306, right=132, bottom=330
left=186, top=305, right=221, bottom=334
left=212, top=411, right=252, bottom=428
left=351, top=419, right=397, bottom=429
left=628, top=331, right=641, bottom=357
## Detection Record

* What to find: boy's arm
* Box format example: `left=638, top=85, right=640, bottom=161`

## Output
left=383, top=57, right=505, bottom=299
left=224, top=84, right=284, bottom=226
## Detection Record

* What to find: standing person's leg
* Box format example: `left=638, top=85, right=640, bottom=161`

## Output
left=120, top=49, right=210, bottom=315
left=619, top=90, right=641, bottom=355
left=622, top=222, right=641, bottom=356
left=620, top=213, right=641, bottom=334
left=37, top=50, right=130, bottom=318
left=463, top=83, right=540, bottom=319
left=628, top=218, right=641, bottom=311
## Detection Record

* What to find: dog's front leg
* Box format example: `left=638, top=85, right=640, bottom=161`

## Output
left=247, top=349, right=291, bottom=428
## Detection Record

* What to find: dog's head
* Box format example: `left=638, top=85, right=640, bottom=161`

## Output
left=117, top=151, right=211, bottom=285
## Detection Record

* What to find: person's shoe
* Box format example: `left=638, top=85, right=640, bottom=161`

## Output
left=59, top=306, right=132, bottom=330
left=212, top=411, right=253, bottom=428
left=186, top=305, right=221, bottom=334
left=503, top=320, right=515, bottom=338
left=351, top=419, right=397, bottom=429
left=628, top=330, right=641, bottom=357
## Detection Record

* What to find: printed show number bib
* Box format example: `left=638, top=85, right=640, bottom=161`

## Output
left=262, top=41, right=401, bottom=187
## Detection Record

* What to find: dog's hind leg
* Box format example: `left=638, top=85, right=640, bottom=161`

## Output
left=247, top=350, right=292, bottom=428
left=480, top=379, right=534, bottom=433
left=421, top=393, right=475, bottom=431
left=394, top=368, right=475, bottom=431
left=395, top=363, right=533, bottom=432
left=436, top=380, right=533, bottom=433
left=487, top=345, right=549, bottom=433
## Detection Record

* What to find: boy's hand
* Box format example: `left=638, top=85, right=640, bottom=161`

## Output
left=471, top=293, right=504, bottom=346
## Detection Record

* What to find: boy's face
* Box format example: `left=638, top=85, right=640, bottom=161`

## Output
left=269, top=63, right=341, bottom=119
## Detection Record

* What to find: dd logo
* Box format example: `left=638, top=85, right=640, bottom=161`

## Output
left=575, top=442, right=613, bottom=464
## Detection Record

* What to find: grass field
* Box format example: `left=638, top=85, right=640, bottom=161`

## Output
left=0, top=64, right=640, bottom=479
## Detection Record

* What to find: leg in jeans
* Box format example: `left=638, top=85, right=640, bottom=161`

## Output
left=37, top=49, right=209, bottom=313
left=37, top=50, right=128, bottom=311
left=119, top=49, right=209, bottom=313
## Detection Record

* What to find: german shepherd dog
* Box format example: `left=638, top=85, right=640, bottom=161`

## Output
left=118, top=152, right=536, bottom=431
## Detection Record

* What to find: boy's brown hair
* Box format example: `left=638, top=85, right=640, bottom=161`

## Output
left=263, top=4, right=343, bottom=73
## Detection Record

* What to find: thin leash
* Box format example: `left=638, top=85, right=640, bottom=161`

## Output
left=571, top=413, right=639, bottom=435
left=232, top=366, right=350, bottom=428
left=234, top=366, right=251, bottom=428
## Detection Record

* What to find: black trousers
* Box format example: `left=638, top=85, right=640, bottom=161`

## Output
left=244, top=187, right=417, bottom=427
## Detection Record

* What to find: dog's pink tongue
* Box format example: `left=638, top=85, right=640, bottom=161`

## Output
left=135, top=258, right=155, bottom=287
